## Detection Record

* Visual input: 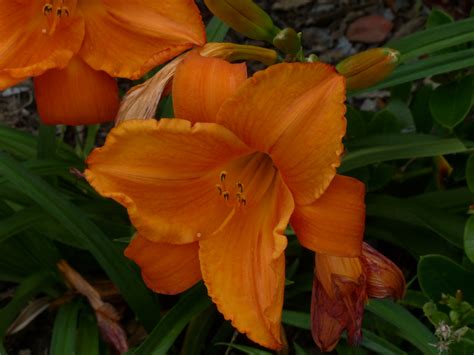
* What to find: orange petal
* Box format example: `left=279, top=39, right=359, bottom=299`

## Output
left=33, top=56, right=119, bottom=125
left=217, top=63, right=346, bottom=205
left=0, top=1, right=84, bottom=78
left=199, top=172, right=294, bottom=349
left=0, top=72, right=26, bottom=91
left=86, top=119, right=252, bottom=245
left=361, top=243, right=406, bottom=299
left=173, top=51, right=247, bottom=123
left=124, top=234, right=201, bottom=294
left=78, top=0, right=205, bottom=79
left=291, top=175, right=365, bottom=257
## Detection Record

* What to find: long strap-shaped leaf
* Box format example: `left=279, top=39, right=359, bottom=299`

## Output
left=0, top=151, right=160, bottom=330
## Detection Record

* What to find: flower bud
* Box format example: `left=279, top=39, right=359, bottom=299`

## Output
left=336, top=48, right=400, bottom=90
left=200, top=42, right=277, bottom=65
left=273, top=28, right=301, bottom=55
left=204, top=0, right=280, bottom=42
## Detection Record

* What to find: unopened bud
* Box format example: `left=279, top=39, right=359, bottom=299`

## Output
left=200, top=42, right=277, bottom=65
left=273, top=28, right=301, bottom=55
left=336, top=48, right=400, bottom=91
left=204, top=0, right=280, bottom=42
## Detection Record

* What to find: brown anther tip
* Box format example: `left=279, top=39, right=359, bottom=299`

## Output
left=237, top=182, right=244, bottom=193
left=216, top=184, right=223, bottom=195
left=220, top=171, right=227, bottom=182
left=223, top=191, right=230, bottom=201
left=241, top=198, right=247, bottom=206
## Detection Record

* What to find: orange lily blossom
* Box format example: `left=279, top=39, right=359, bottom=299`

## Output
left=85, top=51, right=399, bottom=349
left=0, top=0, right=205, bottom=125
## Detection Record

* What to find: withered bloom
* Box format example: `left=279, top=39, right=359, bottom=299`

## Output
left=312, top=242, right=405, bottom=352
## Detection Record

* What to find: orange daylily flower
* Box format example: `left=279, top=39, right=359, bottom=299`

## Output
left=0, top=0, right=205, bottom=125
left=85, top=52, right=367, bottom=349
left=312, top=242, right=406, bottom=351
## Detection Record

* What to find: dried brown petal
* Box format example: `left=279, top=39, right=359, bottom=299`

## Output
left=312, top=254, right=367, bottom=352
left=361, top=243, right=406, bottom=299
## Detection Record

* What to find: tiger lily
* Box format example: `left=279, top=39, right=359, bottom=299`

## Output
left=312, top=243, right=405, bottom=351
left=0, top=0, right=205, bottom=125
left=86, top=52, right=374, bottom=349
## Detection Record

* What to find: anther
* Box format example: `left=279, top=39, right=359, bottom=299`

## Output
left=220, top=171, right=227, bottom=182
left=236, top=192, right=242, bottom=201
left=223, top=191, right=230, bottom=201
left=236, top=182, right=244, bottom=193
left=56, top=8, right=62, bottom=17
left=241, top=198, right=247, bottom=206
left=62, top=7, right=70, bottom=16
left=43, top=4, right=53, bottom=15
left=216, top=184, right=223, bottom=195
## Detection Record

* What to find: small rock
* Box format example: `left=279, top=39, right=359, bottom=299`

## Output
left=346, top=15, right=394, bottom=43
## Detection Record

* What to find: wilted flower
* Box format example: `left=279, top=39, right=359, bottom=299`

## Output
left=311, top=242, right=406, bottom=351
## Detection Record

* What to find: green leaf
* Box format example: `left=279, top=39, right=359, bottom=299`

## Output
left=361, top=330, right=407, bottom=355
left=466, top=154, right=474, bottom=193
left=76, top=307, right=100, bottom=355
left=366, top=300, right=437, bottom=354
left=418, top=255, right=474, bottom=303
left=215, top=343, right=272, bottom=355
left=133, top=283, right=211, bottom=355
left=340, top=137, right=466, bottom=172
left=410, top=85, right=434, bottom=133
left=0, top=271, right=56, bottom=342
left=37, top=124, right=57, bottom=159
left=83, top=124, right=101, bottom=158
left=50, top=301, right=82, bottom=355
left=282, top=310, right=407, bottom=354
left=388, top=17, right=474, bottom=60
left=465, top=215, right=474, bottom=262
left=181, top=305, right=217, bottom=355
left=400, top=290, right=430, bottom=309
left=293, top=342, right=308, bottom=355
left=206, top=16, right=229, bottom=43
left=0, top=151, right=160, bottom=330
left=366, top=195, right=466, bottom=248
left=426, top=8, right=454, bottom=28
left=430, top=76, right=473, bottom=129
left=282, top=310, right=310, bottom=329
left=0, top=124, right=79, bottom=163
left=0, top=206, right=45, bottom=244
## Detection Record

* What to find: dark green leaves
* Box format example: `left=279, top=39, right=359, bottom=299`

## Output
left=418, top=255, right=474, bottom=303
left=0, top=151, right=160, bottom=331
left=430, top=76, right=473, bottom=129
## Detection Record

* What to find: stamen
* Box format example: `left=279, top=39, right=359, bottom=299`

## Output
left=241, top=198, right=247, bottom=206
left=43, top=4, right=53, bottom=15
left=220, top=171, right=227, bottom=182
left=236, top=192, right=242, bottom=201
left=223, top=191, right=230, bottom=201
left=62, top=7, right=70, bottom=16
left=216, top=184, right=223, bottom=195
left=237, top=182, right=244, bottom=193
left=56, top=8, right=62, bottom=17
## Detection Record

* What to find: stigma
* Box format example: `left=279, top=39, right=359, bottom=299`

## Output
left=215, top=171, right=247, bottom=207
left=42, top=0, right=71, bottom=35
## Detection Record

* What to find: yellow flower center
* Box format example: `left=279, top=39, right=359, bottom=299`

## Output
left=42, top=0, right=73, bottom=35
